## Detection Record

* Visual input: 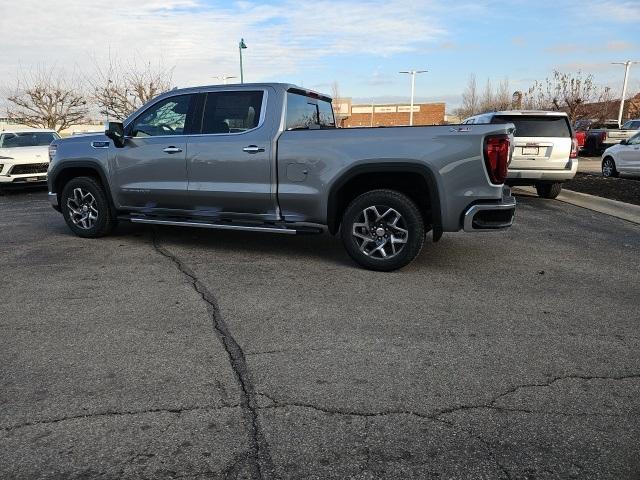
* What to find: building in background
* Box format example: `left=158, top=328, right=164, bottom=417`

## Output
left=333, top=99, right=445, bottom=127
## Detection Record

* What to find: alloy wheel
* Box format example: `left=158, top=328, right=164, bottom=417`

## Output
left=602, top=159, right=614, bottom=177
left=351, top=205, right=408, bottom=258
left=67, top=187, right=99, bottom=230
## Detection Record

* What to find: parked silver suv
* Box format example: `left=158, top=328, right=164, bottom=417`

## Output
left=463, top=111, right=577, bottom=198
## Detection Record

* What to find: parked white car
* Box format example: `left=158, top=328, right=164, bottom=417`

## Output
left=601, top=131, right=640, bottom=177
left=463, top=111, right=578, bottom=198
left=0, top=129, right=60, bottom=191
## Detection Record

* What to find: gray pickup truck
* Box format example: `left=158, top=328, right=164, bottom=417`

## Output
left=47, top=83, right=516, bottom=271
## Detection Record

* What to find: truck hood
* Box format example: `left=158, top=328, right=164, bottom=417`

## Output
left=57, top=133, right=109, bottom=145
left=0, top=145, right=50, bottom=163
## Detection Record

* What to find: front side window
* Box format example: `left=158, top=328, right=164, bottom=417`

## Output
left=130, top=94, right=194, bottom=137
left=200, top=91, right=264, bottom=134
left=628, top=132, right=640, bottom=145
left=0, top=131, right=59, bottom=148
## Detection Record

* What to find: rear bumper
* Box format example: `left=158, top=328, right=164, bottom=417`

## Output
left=507, top=159, right=577, bottom=183
left=463, top=188, right=516, bottom=232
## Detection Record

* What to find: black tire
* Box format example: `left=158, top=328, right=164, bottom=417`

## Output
left=340, top=189, right=425, bottom=271
left=61, top=176, right=116, bottom=238
left=535, top=182, right=563, bottom=199
left=602, top=156, right=619, bottom=178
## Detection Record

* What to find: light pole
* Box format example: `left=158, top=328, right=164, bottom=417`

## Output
left=239, top=38, right=247, bottom=84
left=612, top=60, right=639, bottom=127
left=399, top=70, right=427, bottom=126
left=214, top=75, right=237, bottom=85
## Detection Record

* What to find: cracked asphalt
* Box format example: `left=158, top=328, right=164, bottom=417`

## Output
left=1, top=188, right=639, bottom=479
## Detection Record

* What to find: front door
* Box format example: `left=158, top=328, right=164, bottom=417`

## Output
left=186, top=89, right=276, bottom=219
left=114, top=93, right=197, bottom=210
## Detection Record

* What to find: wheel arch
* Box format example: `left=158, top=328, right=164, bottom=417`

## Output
left=50, top=161, right=115, bottom=210
left=326, top=162, right=442, bottom=239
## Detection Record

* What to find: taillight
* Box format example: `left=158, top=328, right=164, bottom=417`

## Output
left=570, top=137, right=578, bottom=158
left=600, top=132, right=607, bottom=142
left=483, top=134, right=510, bottom=185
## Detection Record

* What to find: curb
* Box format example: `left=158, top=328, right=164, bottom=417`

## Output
left=514, top=187, right=640, bottom=225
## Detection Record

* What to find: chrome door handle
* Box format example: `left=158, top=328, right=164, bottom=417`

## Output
left=163, top=146, right=183, bottom=154
left=243, top=145, right=265, bottom=154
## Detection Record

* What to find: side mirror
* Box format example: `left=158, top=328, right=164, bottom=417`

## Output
left=620, top=139, right=628, bottom=145
left=105, top=121, right=125, bottom=148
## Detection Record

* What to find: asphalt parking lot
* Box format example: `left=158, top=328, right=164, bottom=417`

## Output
left=1, top=188, right=639, bottom=479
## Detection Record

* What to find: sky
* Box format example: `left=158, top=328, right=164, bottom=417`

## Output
left=0, top=0, right=639, bottom=111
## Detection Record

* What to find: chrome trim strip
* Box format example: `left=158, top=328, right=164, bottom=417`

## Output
left=128, top=217, right=298, bottom=234
left=463, top=197, right=516, bottom=232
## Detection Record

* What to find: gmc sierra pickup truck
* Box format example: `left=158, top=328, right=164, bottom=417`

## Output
left=47, top=83, right=516, bottom=271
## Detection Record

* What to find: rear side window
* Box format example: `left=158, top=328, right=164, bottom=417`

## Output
left=286, top=93, right=318, bottom=130
left=200, top=91, right=264, bottom=134
left=285, top=92, right=336, bottom=130
left=318, top=100, right=335, bottom=128
left=491, top=115, right=571, bottom=138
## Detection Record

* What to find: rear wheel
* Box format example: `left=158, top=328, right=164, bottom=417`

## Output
left=535, top=182, right=563, bottom=199
left=602, top=157, right=619, bottom=178
left=340, top=189, right=425, bottom=271
left=61, top=176, right=116, bottom=238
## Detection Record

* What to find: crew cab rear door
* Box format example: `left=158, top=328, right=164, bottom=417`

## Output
left=185, top=88, right=276, bottom=219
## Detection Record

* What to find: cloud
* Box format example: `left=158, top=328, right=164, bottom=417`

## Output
left=544, top=43, right=579, bottom=54
left=599, top=0, right=640, bottom=22
left=0, top=0, right=447, bottom=88
left=604, top=40, right=635, bottom=52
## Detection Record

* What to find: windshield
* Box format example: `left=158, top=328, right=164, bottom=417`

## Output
left=491, top=115, right=571, bottom=138
left=621, top=120, right=640, bottom=130
left=0, top=132, right=60, bottom=148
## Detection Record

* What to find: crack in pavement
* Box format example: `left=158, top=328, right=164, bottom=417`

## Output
left=257, top=374, right=639, bottom=479
left=1, top=404, right=239, bottom=432
left=151, top=230, right=274, bottom=480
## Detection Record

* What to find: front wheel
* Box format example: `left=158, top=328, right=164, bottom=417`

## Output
left=61, top=176, right=116, bottom=238
left=340, top=189, right=425, bottom=271
left=535, top=182, right=563, bottom=199
left=602, top=157, right=619, bottom=178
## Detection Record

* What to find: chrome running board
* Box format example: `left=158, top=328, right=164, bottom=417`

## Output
left=124, top=216, right=318, bottom=235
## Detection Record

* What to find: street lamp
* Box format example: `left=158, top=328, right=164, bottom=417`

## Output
left=612, top=60, right=639, bottom=127
left=399, top=70, right=427, bottom=126
left=239, top=38, right=247, bottom=84
left=214, top=75, right=237, bottom=85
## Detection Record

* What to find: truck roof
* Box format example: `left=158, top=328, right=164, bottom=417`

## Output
left=166, top=83, right=331, bottom=101
left=471, top=110, right=569, bottom=118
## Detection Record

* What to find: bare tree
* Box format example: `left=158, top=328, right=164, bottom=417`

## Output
left=522, top=70, right=613, bottom=123
left=456, top=74, right=479, bottom=118
left=91, top=58, right=174, bottom=120
left=330, top=81, right=345, bottom=127
left=6, top=68, right=89, bottom=132
left=457, top=75, right=512, bottom=118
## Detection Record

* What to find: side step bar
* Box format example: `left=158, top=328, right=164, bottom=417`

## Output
left=122, top=216, right=321, bottom=235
